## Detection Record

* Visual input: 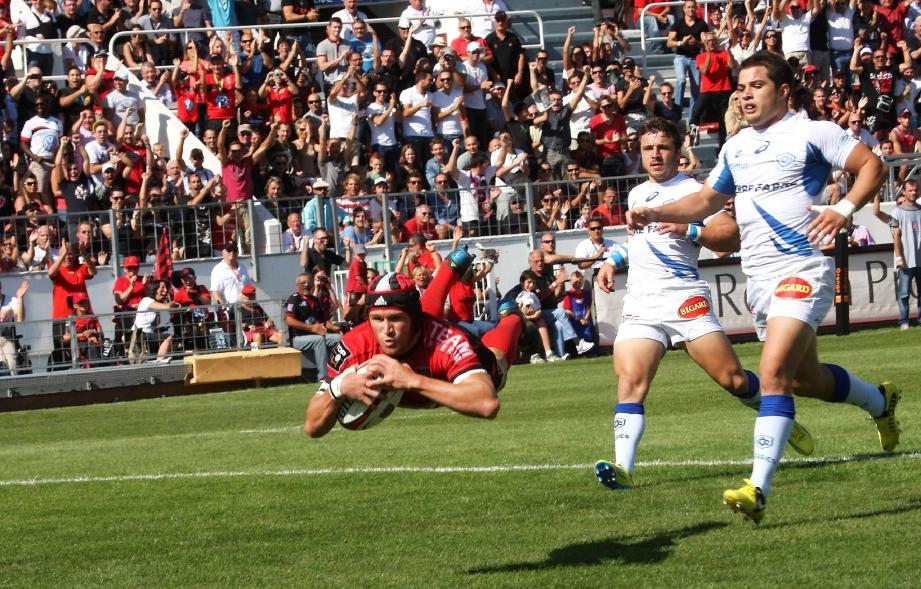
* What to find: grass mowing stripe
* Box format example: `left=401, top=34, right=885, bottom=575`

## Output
left=3, top=451, right=918, bottom=487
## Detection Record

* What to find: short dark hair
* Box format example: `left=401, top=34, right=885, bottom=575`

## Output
left=739, top=51, right=795, bottom=95
left=519, top=269, right=539, bottom=285
left=637, top=116, right=683, bottom=153
left=470, top=154, right=489, bottom=168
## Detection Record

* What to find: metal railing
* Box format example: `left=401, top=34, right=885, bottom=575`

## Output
left=0, top=298, right=288, bottom=374
left=882, top=153, right=921, bottom=202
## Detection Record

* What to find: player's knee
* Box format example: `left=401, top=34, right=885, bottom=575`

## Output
left=721, top=370, right=749, bottom=396
left=758, top=365, right=794, bottom=394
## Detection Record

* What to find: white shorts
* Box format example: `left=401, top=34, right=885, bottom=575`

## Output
left=746, top=257, right=834, bottom=341
left=615, top=290, right=724, bottom=349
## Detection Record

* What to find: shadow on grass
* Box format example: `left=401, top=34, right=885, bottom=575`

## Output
left=467, top=521, right=727, bottom=574
left=761, top=496, right=921, bottom=530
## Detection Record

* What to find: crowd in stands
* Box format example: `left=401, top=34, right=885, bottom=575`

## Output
left=0, top=0, right=915, bottom=373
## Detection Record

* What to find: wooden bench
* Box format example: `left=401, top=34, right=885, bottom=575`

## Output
left=184, top=347, right=303, bottom=385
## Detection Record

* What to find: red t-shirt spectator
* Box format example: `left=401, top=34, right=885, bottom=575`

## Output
left=400, top=218, right=438, bottom=241
left=267, top=86, right=295, bottom=124
left=445, top=280, right=476, bottom=322
left=696, top=50, right=732, bottom=93
left=590, top=113, right=627, bottom=158
left=112, top=275, right=145, bottom=312
left=121, top=142, right=146, bottom=195
left=204, top=72, right=237, bottom=120
left=591, top=203, right=626, bottom=227
left=176, top=84, right=200, bottom=124
left=877, top=3, right=909, bottom=52
left=173, top=284, right=211, bottom=306
left=84, top=68, right=115, bottom=100
left=407, top=251, right=436, bottom=274
left=51, top=264, right=93, bottom=319
left=346, top=256, right=368, bottom=294
left=223, top=156, right=254, bottom=203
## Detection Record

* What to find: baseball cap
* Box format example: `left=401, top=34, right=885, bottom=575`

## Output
left=431, top=37, right=446, bottom=47
left=374, top=176, right=389, bottom=186
left=804, top=64, right=818, bottom=73
left=238, top=123, right=253, bottom=135
left=860, top=47, right=873, bottom=56
left=467, top=41, right=483, bottom=54
left=241, top=284, right=256, bottom=296
left=210, top=53, right=224, bottom=62
left=67, top=25, right=87, bottom=38
left=72, top=293, right=90, bottom=305
left=494, top=10, right=508, bottom=21
left=398, top=16, right=410, bottom=29
left=94, top=49, right=108, bottom=58
left=180, top=267, right=196, bottom=278
left=223, top=242, right=238, bottom=253
left=442, top=47, right=457, bottom=57
left=900, top=108, right=912, bottom=117
left=102, top=163, right=116, bottom=173
left=312, top=179, right=330, bottom=190
left=123, top=255, right=140, bottom=268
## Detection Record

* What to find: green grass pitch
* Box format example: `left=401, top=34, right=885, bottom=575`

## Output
left=0, top=327, right=918, bottom=588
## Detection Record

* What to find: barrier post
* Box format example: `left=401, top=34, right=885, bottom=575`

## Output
left=834, top=229, right=850, bottom=336
left=524, top=182, right=538, bottom=251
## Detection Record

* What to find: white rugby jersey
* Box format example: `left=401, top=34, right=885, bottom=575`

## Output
left=625, top=172, right=710, bottom=296
left=706, top=113, right=858, bottom=280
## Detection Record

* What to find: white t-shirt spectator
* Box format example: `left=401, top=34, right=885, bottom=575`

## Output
left=399, top=85, right=435, bottom=138
left=104, top=88, right=142, bottom=127
left=133, top=297, right=174, bottom=335
left=210, top=260, right=251, bottom=304
left=282, top=227, right=309, bottom=252
left=574, top=237, right=616, bottom=270
left=20, top=115, right=63, bottom=158
left=779, top=12, right=812, bottom=53
left=466, top=0, right=508, bottom=38
left=328, top=92, right=359, bottom=139
left=826, top=7, right=855, bottom=52
left=462, top=61, right=489, bottom=110
left=430, top=87, right=465, bottom=136
left=367, top=101, right=398, bottom=146
left=399, top=5, right=439, bottom=46
left=85, top=140, right=114, bottom=187
left=456, top=166, right=496, bottom=222
left=565, top=89, right=596, bottom=143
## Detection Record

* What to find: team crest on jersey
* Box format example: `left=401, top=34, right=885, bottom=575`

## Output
left=775, top=153, right=796, bottom=168
left=774, top=277, right=812, bottom=299
left=328, top=341, right=352, bottom=371
left=677, top=295, right=709, bottom=319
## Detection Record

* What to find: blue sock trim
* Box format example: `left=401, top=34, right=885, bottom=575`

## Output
left=732, top=370, right=760, bottom=399
left=758, top=395, right=795, bottom=418
left=823, top=363, right=850, bottom=403
left=615, top=403, right=645, bottom=415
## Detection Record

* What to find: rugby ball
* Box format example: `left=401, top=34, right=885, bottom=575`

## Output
left=336, top=366, right=404, bottom=431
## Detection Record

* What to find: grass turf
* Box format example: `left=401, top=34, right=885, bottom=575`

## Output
left=0, top=327, right=918, bottom=588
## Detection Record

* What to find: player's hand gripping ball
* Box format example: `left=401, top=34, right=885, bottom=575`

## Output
left=336, top=363, right=404, bottom=430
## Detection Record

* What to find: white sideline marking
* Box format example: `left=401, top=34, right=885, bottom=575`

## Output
left=2, top=452, right=919, bottom=488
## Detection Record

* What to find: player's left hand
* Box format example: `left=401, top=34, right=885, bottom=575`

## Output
left=806, top=205, right=847, bottom=245
left=362, top=355, right=417, bottom=391
left=626, top=207, right=656, bottom=230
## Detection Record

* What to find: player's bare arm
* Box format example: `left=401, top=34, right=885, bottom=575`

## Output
left=627, top=183, right=730, bottom=229
left=806, top=143, right=885, bottom=244
left=361, top=354, right=499, bottom=419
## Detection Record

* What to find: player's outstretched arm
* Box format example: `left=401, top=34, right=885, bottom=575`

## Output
left=806, top=143, right=885, bottom=244
left=362, top=355, right=499, bottom=419
left=699, top=211, right=741, bottom=252
left=627, top=184, right=729, bottom=228
left=304, top=370, right=386, bottom=438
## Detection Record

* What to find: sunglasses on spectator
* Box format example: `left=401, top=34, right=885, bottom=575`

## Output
left=588, top=226, right=603, bottom=231
left=459, top=25, right=471, bottom=30
left=567, top=167, right=580, bottom=173
left=541, top=239, right=555, bottom=243
left=308, top=99, right=322, bottom=104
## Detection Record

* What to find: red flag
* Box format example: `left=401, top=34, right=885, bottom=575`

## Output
left=154, top=227, right=172, bottom=282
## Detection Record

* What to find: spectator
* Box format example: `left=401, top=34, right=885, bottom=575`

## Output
left=311, top=268, right=344, bottom=327
left=239, top=284, right=281, bottom=348
left=645, top=80, right=683, bottom=123
left=132, top=279, right=179, bottom=362
left=667, top=0, right=708, bottom=118
left=21, top=0, right=56, bottom=73
left=444, top=140, right=499, bottom=235
left=451, top=18, right=493, bottom=62
left=515, top=270, right=564, bottom=363
left=444, top=233, right=497, bottom=337
left=431, top=72, right=468, bottom=145
left=533, top=70, right=590, bottom=176
left=285, top=272, right=342, bottom=382
left=400, top=71, right=436, bottom=160
left=635, top=0, right=673, bottom=53
left=534, top=193, right=570, bottom=232
left=401, top=204, right=438, bottom=241
left=468, top=0, right=507, bottom=38
left=48, top=240, right=96, bottom=368
left=367, top=81, right=400, bottom=169
left=774, top=0, right=819, bottom=65
left=591, top=185, right=626, bottom=226
left=0, top=281, right=29, bottom=375
left=62, top=293, right=105, bottom=367
left=111, top=255, right=146, bottom=359
left=217, top=120, right=275, bottom=252
left=431, top=172, right=460, bottom=238
left=138, top=0, right=176, bottom=66
left=462, top=42, right=494, bottom=149
left=395, top=232, right=442, bottom=275
left=591, top=96, right=628, bottom=178
left=283, top=211, right=309, bottom=252
left=691, top=31, right=735, bottom=145
left=260, top=69, right=299, bottom=125
left=302, top=180, right=345, bottom=232
left=399, top=0, right=439, bottom=48
left=344, top=243, right=368, bottom=322
left=172, top=266, right=212, bottom=351
left=562, top=270, right=595, bottom=355
left=850, top=40, right=906, bottom=130
left=210, top=241, right=251, bottom=305
left=201, top=53, right=242, bottom=133
left=105, top=72, right=143, bottom=128
left=22, top=225, right=59, bottom=270
left=573, top=216, right=615, bottom=276
left=873, top=181, right=921, bottom=329
left=327, top=61, right=367, bottom=139
left=827, top=0, right=857, bottom=78
left=300, top=227, right=346, bottom=275
left=20, top=95, right=62, bottom=202
left=317, top=18, right=351, bottom=89
left=615, top=58, right=648, bottom=127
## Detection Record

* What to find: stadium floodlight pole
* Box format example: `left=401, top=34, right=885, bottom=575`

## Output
left=834, top=228, right=850, bottom=336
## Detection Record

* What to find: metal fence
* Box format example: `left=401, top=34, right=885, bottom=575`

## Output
left=0, top=299, right=288, bottom=375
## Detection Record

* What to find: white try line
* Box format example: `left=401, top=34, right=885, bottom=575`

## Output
left=2, top=452, right=918, bottom=488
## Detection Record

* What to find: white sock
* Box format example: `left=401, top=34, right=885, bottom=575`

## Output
left=749, top=415, right=793, bottom=497
left=845, top=374, right=886, bottom=417
left=614, top=405, right=645, bottom=474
